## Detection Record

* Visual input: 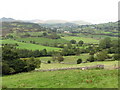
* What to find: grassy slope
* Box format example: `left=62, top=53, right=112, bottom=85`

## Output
left=1, top=39, right=61, bottom=51
left=2, top=69, right=118, bottom=88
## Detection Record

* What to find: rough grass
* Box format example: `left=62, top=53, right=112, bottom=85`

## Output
left=1, top=39, right=61, bottom=51
left=2, top=69, right=118, bottom=88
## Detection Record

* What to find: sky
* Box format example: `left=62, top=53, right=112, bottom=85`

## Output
left=0, top=0, right=119, bottom=24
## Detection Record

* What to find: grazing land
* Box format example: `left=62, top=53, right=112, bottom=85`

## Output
left=2, top=69, right=118, bottom=88
left=1, top=39, right=61, bottom=51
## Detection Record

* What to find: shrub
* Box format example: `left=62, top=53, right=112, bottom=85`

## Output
left=77, top=59, right=82, bottom=64
left=70, top=40, right=76, bottom=44
left=96, top=51, right=109, bottom=61
left=47, top=60, right=51, bottom=64
left=113, top=54, right=120, bottom=60
left=78, top=40, right=84, bottom=46
left=87, top=55, right=95, bottom=62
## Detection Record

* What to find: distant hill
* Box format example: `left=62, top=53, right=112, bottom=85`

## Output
left=71, top=20, right=91, bottom=25
left=1, top=17, right=91, bottom=25
left=44, top=20, right=67, bottom=24
left=25, top=19, right=91, bottom=25
left=0, top=17, right=15, bottom=22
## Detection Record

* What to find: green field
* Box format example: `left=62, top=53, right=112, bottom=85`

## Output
left=39, top=61, right=118, bottom=70
left=1, top=39, right=61, bottom=51
left=62, top=36, right=99, bottom=44
left=2, top=69, right=118, bottom=88
left=15, top=37, right=69, bottom=45
left=38, top=54, right=90, bottom=63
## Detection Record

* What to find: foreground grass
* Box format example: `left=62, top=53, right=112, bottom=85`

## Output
left=2, top=69, right=118, bottom=88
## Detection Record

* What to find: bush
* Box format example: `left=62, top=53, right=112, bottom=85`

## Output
left=57, top=55, right=64, bottom=63
left=24, top=57, right=41, bottom=72
left=113, top=54, right=120, bottom=60
left=78, top=40, right=84, bottom=46
left=70, top=40, right=76, bottom=44
left=8, top=59, right=27, bottom=73
left=87, top=55, right=95, bottom=62
left=77, top=59, right=82, bottom=64
left=96, top=51, right=109, bottom=61
left=47, top=60, right=51, bottom=64
left=2, top=62, right=11, bottom=75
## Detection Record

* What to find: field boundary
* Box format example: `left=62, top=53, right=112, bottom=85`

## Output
left=35, top=64, right=119, bottom=72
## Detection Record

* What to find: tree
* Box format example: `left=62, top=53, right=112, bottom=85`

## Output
left=2, top=44, right=41, bottom=75
left=2, top=44, right=19, bottom=61
left=43, top=32, right=47, bottom=36
left=87, top=55, right=95, bottom=62
left=113, top=54, right=120, bottom=60
left=57, top=55, right=64, bottom=63
left=41, top=49, right=47, bottom=56
left=89, top=51, right=95, bottom=55
left=99, top=37, right=111, bottom=49
left=67, top=43, right=72, bottom=49
left=78, top=40, right=84, bottom=46
left=23, top=57, right=41, bottom=72
left=96, top=51, right=109, bottom=61
left=58, top=44, right=64, bottom=48
left=52, top=54, right=64, bottom=63
left=47, top=60, right=51, bottom=64
left=70, top=40, right=76, bottom=44
left=77, top=59, right=82, bottom=64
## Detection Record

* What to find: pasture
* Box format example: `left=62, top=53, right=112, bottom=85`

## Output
left=38, top=53, right=90, bottom=63
left=39, top=61, right=118, bottom=70
left=62, top=36, right=99, bottom=44
left=15, top=37, right=69, bottom=45
left=2, top=69, right=118, bottom=88
left=1, top=39, right=61, bottom=51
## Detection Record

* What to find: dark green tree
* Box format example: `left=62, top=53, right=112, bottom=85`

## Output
left=70, top=40, right=76, bottom=44
left=78, top=40, right=84, bottom=46
left=77, top=59, right=82, bottom=64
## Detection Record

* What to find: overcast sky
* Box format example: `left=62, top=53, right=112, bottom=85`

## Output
left=0, top=0, right=119, bottom=24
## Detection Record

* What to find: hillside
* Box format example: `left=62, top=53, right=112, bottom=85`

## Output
left=1, top=22, right=47, bottom=36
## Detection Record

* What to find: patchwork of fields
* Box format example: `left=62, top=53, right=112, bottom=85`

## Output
left=2, top=21, right=119, bottom=88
